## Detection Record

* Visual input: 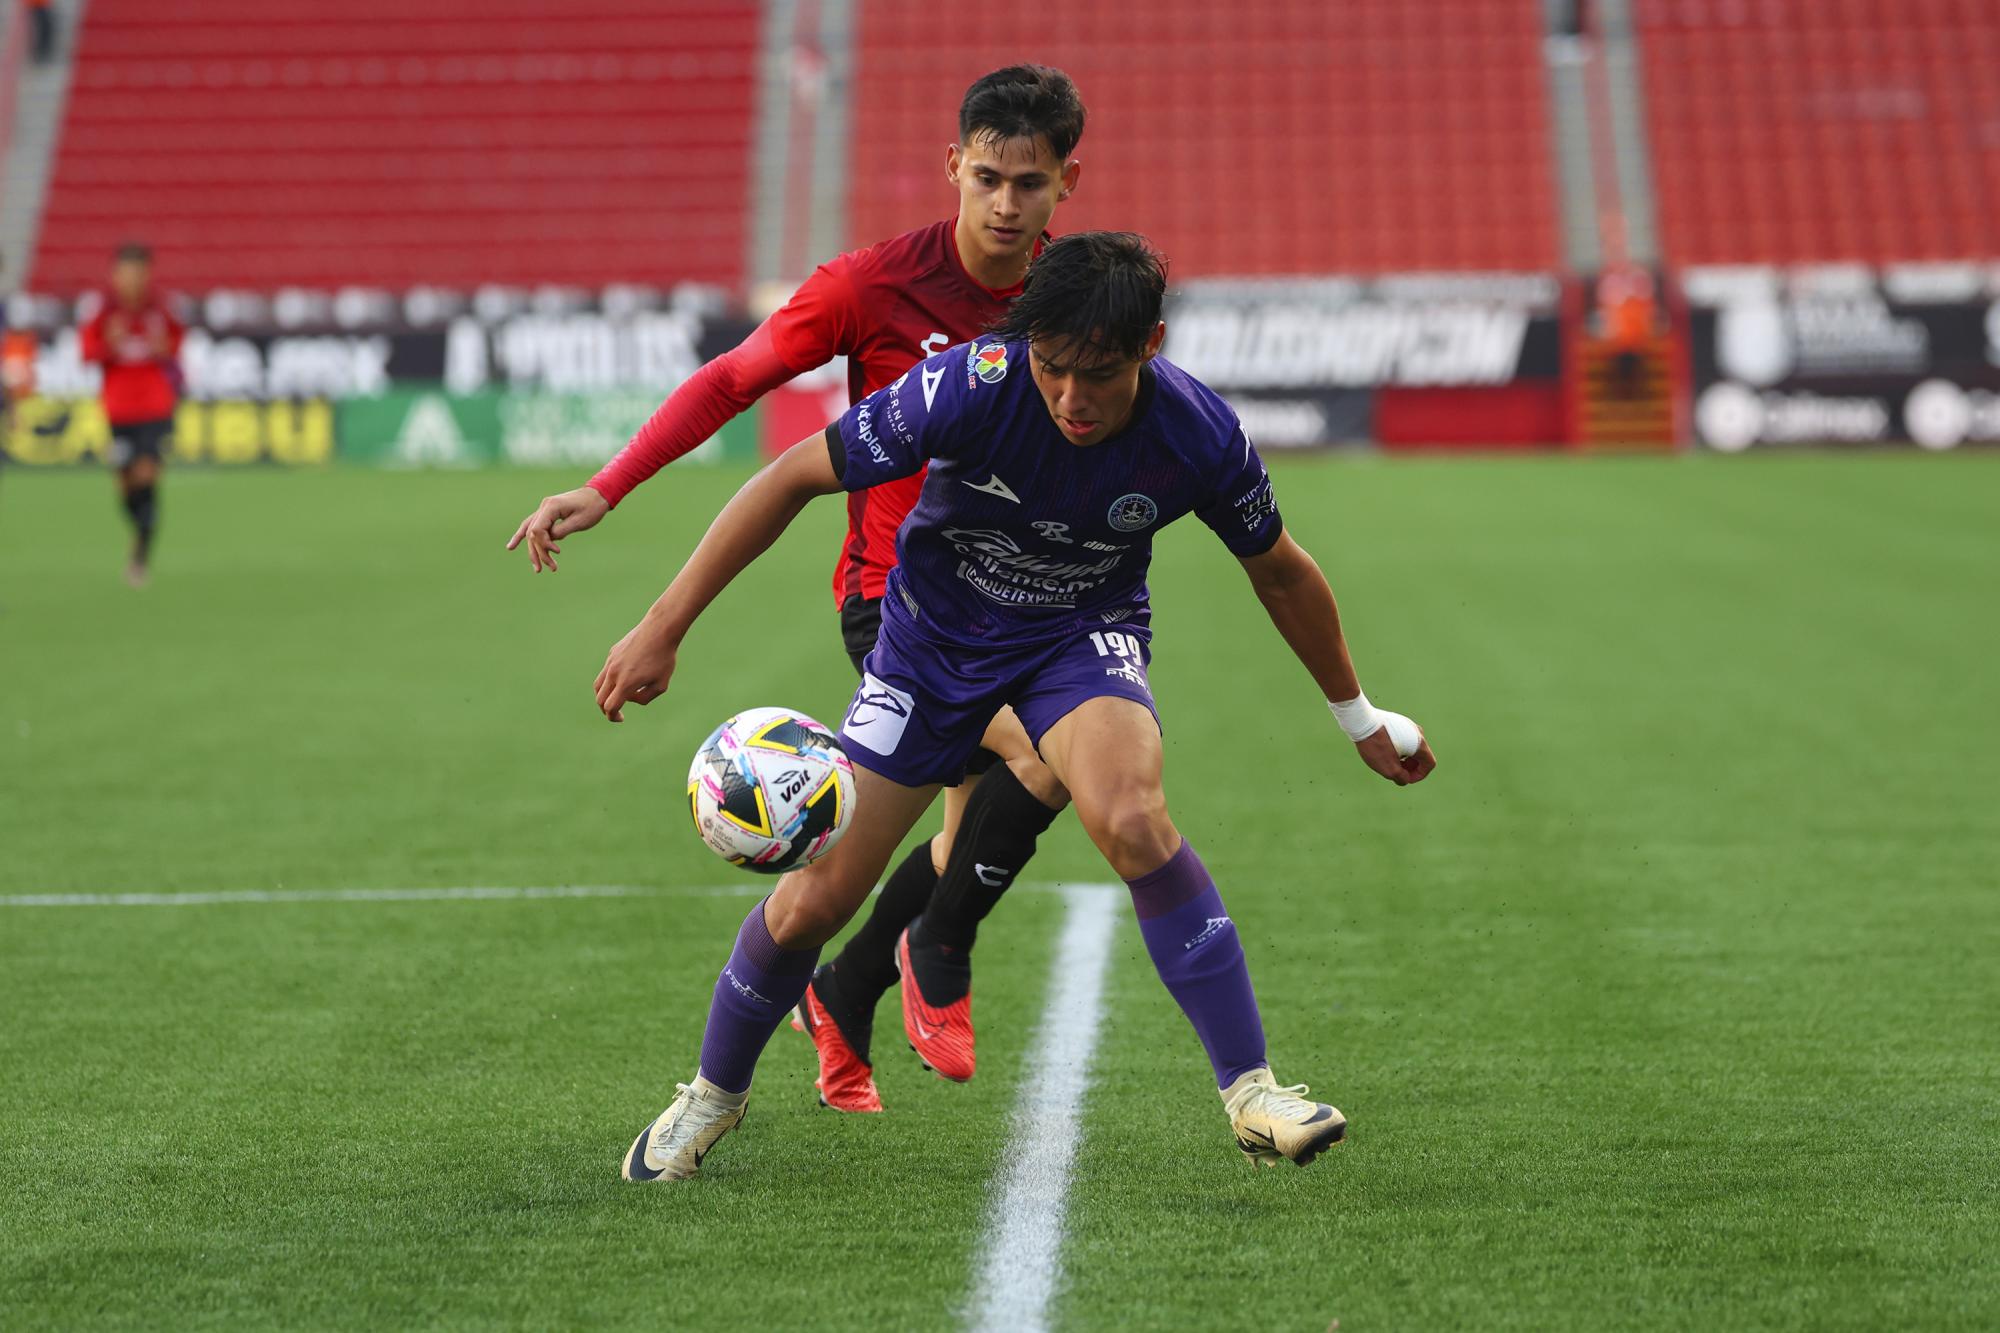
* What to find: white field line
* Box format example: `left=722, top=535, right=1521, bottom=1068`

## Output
left=965, top=883, right=1122, bottom=1333
left=0, top=885, right=756, bottom=908
left=0, top=881, right=1098, bottom=909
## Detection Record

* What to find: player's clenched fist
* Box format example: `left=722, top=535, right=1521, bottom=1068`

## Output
left=506, top=485, right=611, bottom=573
left=1353, top=725, right=1437, bottom=787
left=595, top=623, right=678, bottom=722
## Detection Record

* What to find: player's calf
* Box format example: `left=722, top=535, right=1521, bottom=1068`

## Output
left=898, top=760, right=1066, bottom=1082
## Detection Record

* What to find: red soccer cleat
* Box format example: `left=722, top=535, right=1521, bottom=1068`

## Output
left=897, top=925, right=976, bottom=1082
left=791, top=976, right=883, bottom=1113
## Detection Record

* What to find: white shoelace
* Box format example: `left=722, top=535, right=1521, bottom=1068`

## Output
left=1228, top=1078, right=1318, bottom=1122
left=654, top=1083, right=706, bottom=1154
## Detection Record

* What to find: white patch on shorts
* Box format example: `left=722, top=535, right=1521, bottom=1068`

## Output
left=842, top=673, right=916, bottom=756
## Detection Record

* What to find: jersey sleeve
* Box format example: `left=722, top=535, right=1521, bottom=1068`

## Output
left=585, top=257, right=866, bottom=507
left=587, top=317, right=797, bottom=506
left=765, top=252, right=866, bottom=371
left=1195, top=428, right=1285, bottom=557
left=826, top=343, right=981, bottom=490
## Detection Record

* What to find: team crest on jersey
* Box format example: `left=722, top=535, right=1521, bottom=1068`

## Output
left=1107, top=493, right=1159, bottom=532
left=967, top=341, right=1009, bottom=386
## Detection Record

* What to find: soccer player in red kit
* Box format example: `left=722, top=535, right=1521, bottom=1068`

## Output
left=79, top=243, right=182, bottom=587
left=507, top=67, right=1085, bottom=1112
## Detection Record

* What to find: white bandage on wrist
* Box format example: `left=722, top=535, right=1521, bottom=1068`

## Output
left=1328, top=691, right=1383, bottom=743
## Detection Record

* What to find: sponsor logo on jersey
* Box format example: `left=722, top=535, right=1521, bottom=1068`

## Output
left=921, top=363, right=947, bottom=410
left=968, top=341, right=1009, bottom=386
left=855, top=403, right=889, bottom=464
left=1032, top=520, right=1073, bottom=543
left=974, top=863, right=1010, bottom=888
left=1107, top=492, right=1159, bottom=532
left=962, top=473, right=1021, bottom=503
left=940, top=527, right=1125, bottom=608
left=1232, top=474, right=1277, bottom=533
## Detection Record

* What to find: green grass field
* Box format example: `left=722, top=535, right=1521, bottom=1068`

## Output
left=2, top=455, right=1996, bottom=1331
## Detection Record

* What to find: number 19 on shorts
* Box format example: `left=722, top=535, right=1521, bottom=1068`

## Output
left=1089, top=630, right=1145, bottom=662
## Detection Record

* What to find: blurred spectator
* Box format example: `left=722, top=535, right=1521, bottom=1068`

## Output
left=1597, top=265, right=1659, bottom=401
left=27, top=0, right=56, bottom=64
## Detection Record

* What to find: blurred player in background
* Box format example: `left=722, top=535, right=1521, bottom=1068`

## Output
left=80, top=243, right=182, bottom=587
left=598, top=232, right=1438, bottom=1181
left=507, top=66, right=1087, bottom=1112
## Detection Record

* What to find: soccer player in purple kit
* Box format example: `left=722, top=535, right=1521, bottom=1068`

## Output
left=596, top=232, right=1438, bottom=1180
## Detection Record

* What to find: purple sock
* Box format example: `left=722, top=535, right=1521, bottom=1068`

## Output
left=696, top=898, right=820, bottom=1095
left=1125, top=839, right=1268, bottom=1088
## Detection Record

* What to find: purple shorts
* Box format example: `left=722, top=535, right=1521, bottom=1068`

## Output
left=839, top=608, right=1159, bottom=787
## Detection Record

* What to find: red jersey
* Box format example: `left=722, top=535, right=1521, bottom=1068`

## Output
left=80, top=297, right=184, bottom=425
left=590, top=218, right=1030, bottom=607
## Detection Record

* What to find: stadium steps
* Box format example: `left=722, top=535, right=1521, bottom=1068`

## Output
left=0, top=0, right=84, bottom=291
left=1572, top=332, right=1678, bottom=450
left=1542, top=22, right=1603, bottom=272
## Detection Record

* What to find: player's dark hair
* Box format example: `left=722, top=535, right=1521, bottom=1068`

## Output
left=960, top=65, right=1085, bottom=160
left=115, top=242, right=153, bottom=264
left=989, top=232, right=1167, bottom=365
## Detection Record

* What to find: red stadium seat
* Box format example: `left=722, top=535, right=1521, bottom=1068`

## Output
left=847, top=0, right=1561, bottom=276
left=29, top=1, right=760, bottom=292
left=1636, top=0, right=2000, bottom=264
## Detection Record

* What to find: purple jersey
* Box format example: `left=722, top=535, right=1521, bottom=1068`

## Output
left=826, top=337, right=1282, bottom=648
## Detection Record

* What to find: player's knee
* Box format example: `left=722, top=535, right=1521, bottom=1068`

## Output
left=763, top=875, right=854, bottom=950
left=1082, top=794, right=1175, bottom=880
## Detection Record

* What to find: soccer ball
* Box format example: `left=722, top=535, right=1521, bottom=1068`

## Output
left=686, top=707, right=856, bottom=874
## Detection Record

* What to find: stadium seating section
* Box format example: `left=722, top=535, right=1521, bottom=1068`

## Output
left=849, top=0, right=1562, bottom=276
left=1636, top=0, right=2000, bottom=264
left=30, top=1, right=1997, bottom=291
left=30, top=0, right=759, bottom=292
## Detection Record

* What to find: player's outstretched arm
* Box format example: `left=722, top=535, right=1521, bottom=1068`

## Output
left=594, top=435, right=842, bottom=721
left=507, top=319, right=803, bottom=573
left=1238, top=531, right=1437, bottom=786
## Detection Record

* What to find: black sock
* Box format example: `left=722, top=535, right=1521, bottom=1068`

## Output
left=123, top=484, right=158, bottom=562
left=923, top=763, right=1061, bottom=951
left=827, top=841, right=938, bottom=1007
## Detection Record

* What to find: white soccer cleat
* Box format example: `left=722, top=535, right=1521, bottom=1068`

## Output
left=1222, top=1067, right=1347, bottom=1168
left=619, top=1076, right=750, bottom=1182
